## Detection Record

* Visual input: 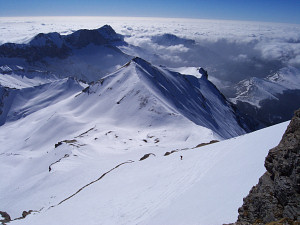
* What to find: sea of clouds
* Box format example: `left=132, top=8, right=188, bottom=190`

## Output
left=0, top=16, right=300, bottom=93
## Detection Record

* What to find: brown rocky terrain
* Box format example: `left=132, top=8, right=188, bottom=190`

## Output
left=234, top=109, right=300, bottom=224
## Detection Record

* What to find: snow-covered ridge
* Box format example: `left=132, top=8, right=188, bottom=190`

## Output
left=231, top=66, right=300, bottom=107
left=79, top=57, right=248, bottom=138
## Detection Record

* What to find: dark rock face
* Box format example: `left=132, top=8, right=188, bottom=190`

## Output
left=0, top=40, right=70, bottom=61
left=235, top=90, right=300, bottom=127
left=151, top=33, right=195, bottom=46
left=0, top=25, right=124, bottom=62
left=237, top=109, right=300, bottom=224
left=199, top=67, right=208, bottom=79
left=0, top=211, right=11, bottom=223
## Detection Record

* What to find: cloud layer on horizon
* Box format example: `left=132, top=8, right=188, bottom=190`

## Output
left=0, top=16, right=300, bottom=91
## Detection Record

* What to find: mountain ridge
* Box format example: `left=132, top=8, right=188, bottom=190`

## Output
left=77, top=57, right=249, bottom=138
left=231, top=66, right=300, bottom=126
left=0, top=25, right=132, bottom=82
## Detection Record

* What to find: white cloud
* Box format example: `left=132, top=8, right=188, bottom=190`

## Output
left=0, top=16, right=300, bottom=85
left=156, top=44, right=189, bottom=53
left=289, top=55, right=300, bottom=66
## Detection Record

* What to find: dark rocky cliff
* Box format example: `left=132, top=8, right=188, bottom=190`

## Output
left=236, top=109, right=300, bottom=224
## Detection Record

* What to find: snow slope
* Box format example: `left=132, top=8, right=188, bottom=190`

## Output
left=77, top=57, right=248, bottom=138
left=0, top=72, right=57, bottom=89
left=231, top=66, right=300, bottom=108
left=3, top=119, right=288, bottom=225
left=0, top=77, right=84, bottom=125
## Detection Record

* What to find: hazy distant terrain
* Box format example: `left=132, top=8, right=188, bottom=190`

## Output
left=1, top=17, right=300, bottom=84
left=1, top=17, right=299, bottom=125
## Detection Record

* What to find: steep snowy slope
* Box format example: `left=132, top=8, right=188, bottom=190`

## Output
left=78, top=57, right=248, bottom=138
left=0, top=71, right=57, bottom=89
left=0, top=25, right=132, bottom=82
left=0, top=77, right=84, bottom=125
left=3, top=119, right=288, bottom=225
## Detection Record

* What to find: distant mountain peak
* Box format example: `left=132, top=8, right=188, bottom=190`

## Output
left=63, top=25, right=123, bottom=48
left=0, top=25, right=125, bottom=60
left=97, top=25, right=123, bottom=42
left=151, top=33, right=195, bottom=46
left=29, top=32, right=64, bottom=48
left=26, top=25, right=123, bottom=49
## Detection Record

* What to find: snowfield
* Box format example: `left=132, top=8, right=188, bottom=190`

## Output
left=1, top=118, right=288, bottom=225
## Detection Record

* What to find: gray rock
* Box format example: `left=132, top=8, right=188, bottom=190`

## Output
left=236, top=108, right=300, bottom=224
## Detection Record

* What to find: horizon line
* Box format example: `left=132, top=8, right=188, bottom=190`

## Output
left=1, top=15, right=299, bottom=26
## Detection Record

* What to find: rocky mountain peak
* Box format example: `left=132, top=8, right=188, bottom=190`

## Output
left=236, top=108, right=300, bottom=224
left=151, top=33, right=195, bottom=46
left=0, top=25, right=124, bottom=61
left=29, top=32, right=64, bottom=48
left=97, top=25, right=124, bottom=42
left=64, top=25, right=123, bottom=48
left=199, top=67, right=208, bottom=79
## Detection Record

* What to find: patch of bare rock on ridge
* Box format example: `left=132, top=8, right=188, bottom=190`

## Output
left=228, top=109, right=300, bottom=225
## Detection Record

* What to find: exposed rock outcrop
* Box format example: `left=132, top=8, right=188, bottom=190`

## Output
left=0, top=211, right=11, bottom=224
left=237, top=109, right=300, bottom=224
left=0, top=25, right=124, bottom=62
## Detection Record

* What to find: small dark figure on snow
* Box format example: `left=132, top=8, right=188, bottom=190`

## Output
left=180, top=155, right=183, bottom=160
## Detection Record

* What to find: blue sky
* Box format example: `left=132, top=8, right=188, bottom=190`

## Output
left=1, top=0, right=300, bottom=24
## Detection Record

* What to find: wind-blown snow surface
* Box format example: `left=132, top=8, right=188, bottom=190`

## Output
left=2, top=119, right=288, bottom=225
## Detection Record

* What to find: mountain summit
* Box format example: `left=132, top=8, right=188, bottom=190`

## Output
left=0, top=25, right=131, bottom=82
left=79, top=57, right=249, bottom=138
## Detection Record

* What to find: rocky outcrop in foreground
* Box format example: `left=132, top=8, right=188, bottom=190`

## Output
left=237, top=109, right=300, bottom=224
